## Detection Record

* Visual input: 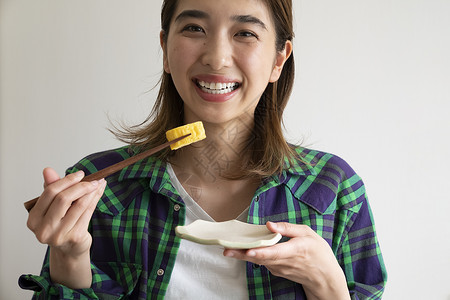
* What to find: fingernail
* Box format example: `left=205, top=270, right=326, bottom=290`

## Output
left=74, top=170, right=84, bottom=178
left=92, top=179, right=106, bottom=186
left=247, top=250, right=256, bottom=257
left=268, top=221, right=277, bottom=230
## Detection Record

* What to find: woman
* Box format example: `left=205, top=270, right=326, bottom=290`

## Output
left=20, top=0, right=387, bottom=299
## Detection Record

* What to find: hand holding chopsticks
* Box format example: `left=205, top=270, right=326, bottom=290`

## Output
left=24, top=134, right=190, bottom=212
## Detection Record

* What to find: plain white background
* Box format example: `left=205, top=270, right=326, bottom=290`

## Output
left=1, top=0, right=449, bottom=299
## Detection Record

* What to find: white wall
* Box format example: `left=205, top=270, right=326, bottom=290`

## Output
left=1, top=1, right=449, bottom=299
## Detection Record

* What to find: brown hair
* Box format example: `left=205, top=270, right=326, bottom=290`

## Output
left=113, top=0, right=297, bottom=178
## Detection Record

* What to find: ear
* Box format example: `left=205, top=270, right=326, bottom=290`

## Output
left=160, top=30, right=171, bottom=74
left=269, top=40, right=293, bottom=83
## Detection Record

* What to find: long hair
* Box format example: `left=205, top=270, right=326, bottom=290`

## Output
left=113, top=0, right=298, bottom=178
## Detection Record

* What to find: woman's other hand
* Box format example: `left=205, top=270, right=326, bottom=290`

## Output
left=223, top=222, right=350, bottom=300
left=26, top=167, right=106, bottom=289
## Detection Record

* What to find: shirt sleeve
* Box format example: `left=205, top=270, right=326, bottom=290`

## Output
left=18, top=248, right=128, bottom=300
left=337, top=194, right=388, bottom=299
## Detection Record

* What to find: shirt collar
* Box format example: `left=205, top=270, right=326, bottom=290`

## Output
left=118, top=147, right=325, bottom=213
left=118, top=151, right=173, bottom=194
left=269, top=148, right=336, bottom=215
left=269, top=147, right=318, bottom=185
left=118, top=148, right=316, bottom=180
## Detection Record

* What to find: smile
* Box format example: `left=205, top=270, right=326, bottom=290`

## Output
left=196, top=80, right=240, bottom=95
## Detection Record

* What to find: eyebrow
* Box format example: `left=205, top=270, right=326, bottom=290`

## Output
left=174, top=10, right=267, bottom=31
left=174, top=10, right=209, bottom=23
left=231, top=15, right=267, bottom=30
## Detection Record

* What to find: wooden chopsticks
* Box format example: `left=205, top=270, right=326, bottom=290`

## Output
left=24, top=134, right=191, bottom=212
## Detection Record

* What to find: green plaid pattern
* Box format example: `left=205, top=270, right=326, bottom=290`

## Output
left=20, top=146, right=387, bottom=299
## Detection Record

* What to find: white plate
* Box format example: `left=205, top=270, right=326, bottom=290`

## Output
left=175, top=219, right=282, bottom=249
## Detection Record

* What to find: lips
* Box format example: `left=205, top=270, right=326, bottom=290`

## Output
left=196, top=80, right=240, bottom=95
left=192, top=76, right=241, bottom=102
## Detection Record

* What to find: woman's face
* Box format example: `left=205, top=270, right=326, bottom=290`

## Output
left=161, top=0, right=291, bottom=126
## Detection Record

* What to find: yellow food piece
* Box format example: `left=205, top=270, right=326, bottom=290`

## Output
left=166, top=121, right=206, bottom=150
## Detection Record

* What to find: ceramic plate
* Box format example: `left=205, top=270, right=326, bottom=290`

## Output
left=175, top=219, right=282, bottom=249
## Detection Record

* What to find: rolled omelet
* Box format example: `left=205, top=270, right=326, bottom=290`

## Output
left=166, top=121, right=206, bottom=150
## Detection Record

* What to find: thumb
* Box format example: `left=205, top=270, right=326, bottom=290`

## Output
left=266, top=221, right=311, bottom=238
left=42, top=167, right=61, bottom=188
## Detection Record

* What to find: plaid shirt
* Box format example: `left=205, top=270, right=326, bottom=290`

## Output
left=20, top=146, right=387, bottom=299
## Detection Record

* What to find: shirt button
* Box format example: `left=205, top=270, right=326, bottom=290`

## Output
left=157, top=269, right=165, bottom=276
left=174, top=204, right=181, bottom=212
left=255, top=196, right=260, bottom=202
left=253, top=263, right=261, bottom=269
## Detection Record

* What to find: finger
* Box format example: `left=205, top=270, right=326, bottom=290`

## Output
left=223, top=244, right=285, bottom=266
left=223, top=247, right=295, bottom=282
left=223, top=249, right=277, bottom=267
left=44, top=179, right=101, bottom=221
left=247, top=243, right=291, bottom=264
left=225, top=236, right=304, bottom=267
left=44, top=180, right=105, bottom=248
left=43, top=167, right=61, bottom=188
left=66, top=180, right=105, bottom=250
left=223, top=249, right=250, bottom=261
left=62, top=179, right=106, bottom=231
left=266, top=221, right=312, bottom=238
left=31, top=170, right=85, bottom=218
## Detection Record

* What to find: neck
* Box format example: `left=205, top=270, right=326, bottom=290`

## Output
left=170, top=117, right=255, bottom=183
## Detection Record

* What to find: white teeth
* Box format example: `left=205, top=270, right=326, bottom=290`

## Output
left=197, top=80, right=239, bottom=95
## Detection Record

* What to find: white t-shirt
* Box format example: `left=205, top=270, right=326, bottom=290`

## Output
left=164, top=164, right=248, bottom=300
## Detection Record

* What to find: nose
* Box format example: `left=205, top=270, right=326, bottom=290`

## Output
left=200, top=34, right=233, bottom=70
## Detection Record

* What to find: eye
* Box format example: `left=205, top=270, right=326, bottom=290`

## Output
left=235, top=30, right=258, bottom=40
left=182, top=25, right=205, bottom=34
